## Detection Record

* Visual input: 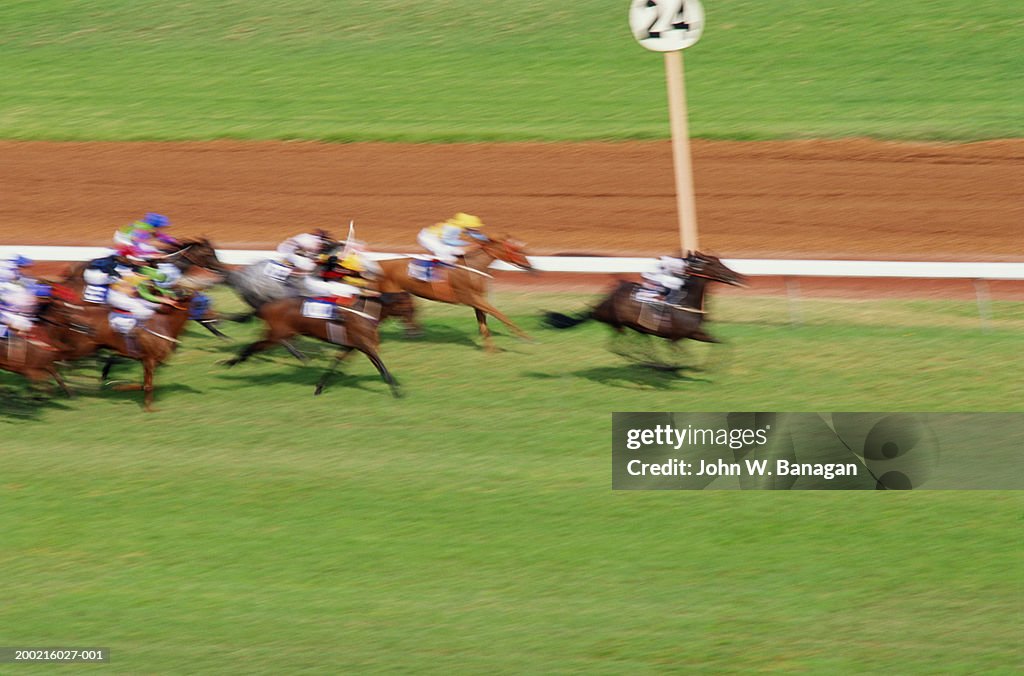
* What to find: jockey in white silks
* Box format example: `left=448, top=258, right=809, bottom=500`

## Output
left=276, top=230, right=334, bottom=274
left=641, top=255, right=689, bottom=306
left=0, top=255, right=53, bottom=346
left=417, top=212, right=487, bottom=264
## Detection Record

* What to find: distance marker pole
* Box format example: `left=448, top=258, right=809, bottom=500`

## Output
left=664, top=49, right=699, bottom=254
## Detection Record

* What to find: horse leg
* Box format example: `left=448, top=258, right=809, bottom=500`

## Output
left=47, top=365, right=73, bottom=397
left=142, top=357, right=157, bottom=412
left=101, top=354, right=119, bottom=382
left=197, top=319, right=230, bottom=340
left=688, top=329, right=720, bottom=343
left=399, top=296, right=424, bottom=338
left=359, top=348, right=401, bottom=398
left=222, top=339, right=279, bottom=367
left=314, top=347, right=354, bottom=396
left=281, top=339, right=309, bottom=364
left=472, top=300, right=534, bottom=344
left=223, top=311, right=255, bottom=323
left=474, top=308, right=496, bottom=353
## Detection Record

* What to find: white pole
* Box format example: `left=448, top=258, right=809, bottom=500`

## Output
left=664, top=49, right=699, bottom=254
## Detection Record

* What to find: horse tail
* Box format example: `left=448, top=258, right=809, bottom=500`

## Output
left=542, top=310, right=593, bottom=329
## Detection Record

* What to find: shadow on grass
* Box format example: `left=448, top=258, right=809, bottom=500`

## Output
left=0, top=382, right=74, bottom=421
left=525, top=364, right=711, bottom=389
left=214, top=363, right=392, bottom=397
left=379, top=321, right=482, bottom=349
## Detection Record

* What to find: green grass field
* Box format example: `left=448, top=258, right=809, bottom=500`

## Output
left=1, top=1, right=1021, bottom=141
left=1, top=1, right=1021, bottom=672
left=2, top=292, right=1022, bottom=672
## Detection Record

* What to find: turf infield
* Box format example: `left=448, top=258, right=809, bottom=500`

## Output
left=2, top=292, right=1022, bottom=672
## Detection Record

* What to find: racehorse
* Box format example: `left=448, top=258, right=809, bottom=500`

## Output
left=375, top=235, right=535, bottom=351
left=222, top=254, right=416, bottom=328
left=221, top=295, right=401, bottom=398
left=0, top=290, right=79, bottom=396
left=543, top=252, right=747, bottom=345
left=46, top=280, right=207, bottom=412
left=59, top=237, right=229, bottom=338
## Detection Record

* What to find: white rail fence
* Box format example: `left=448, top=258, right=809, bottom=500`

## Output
left=3, top=245, right=1022, bottom=328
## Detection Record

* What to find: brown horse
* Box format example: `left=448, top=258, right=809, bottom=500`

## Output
left=221, top=296, right=401, bottom=398
left=544, top=252, right=747, bottom=344
left=376, top=236, right=534, bottom=351
left=46, top=287, right=199, bottom=412
left=59, top=237, right=229, bottom=338
left=0, top=293, right=78, bottom=396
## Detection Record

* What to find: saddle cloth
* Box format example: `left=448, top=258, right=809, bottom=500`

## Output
left=633, top=287, right=664, bottom=305
left=301, top=299, right=336, bottom=320
left=264, top=260, right=292, bottom=282
left=108, top=309, right=137, bottom=334
left=408, top=257, right=447, bottom=282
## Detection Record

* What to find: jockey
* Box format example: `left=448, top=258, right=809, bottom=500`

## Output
left=113, top=213, right=178, bottom=253
left=106, top=248, right=176, bottom=330
left=641, top=255, right=690, bottom=307
left=417, top=212, right=487, bottom=264
left=0, top=254, right=32, bottom=285
left=304, top=240, right=380, bottom=302
left=276, top=229, right=336, bottom=275
left=0, top=256, right=55, bottom=347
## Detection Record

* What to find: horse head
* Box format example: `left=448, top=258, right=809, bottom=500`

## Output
left=686, top=251, right=747, bottom=287
left=480, top=235, right=534, bottom=272
left=170, top=237, right=228, bottom=277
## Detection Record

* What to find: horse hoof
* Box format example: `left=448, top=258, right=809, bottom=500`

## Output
left=314, top=386, right=324, bottom=396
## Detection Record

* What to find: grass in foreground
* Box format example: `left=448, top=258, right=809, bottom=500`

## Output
left=1, top=1, right=1020, bottom=142
left=1, top=292, right=1021, bottom=673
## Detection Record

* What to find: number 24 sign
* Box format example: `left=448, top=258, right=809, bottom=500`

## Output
left=629, top=0, right=705, bottom=52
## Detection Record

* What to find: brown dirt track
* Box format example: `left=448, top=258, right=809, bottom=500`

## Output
left=2, top=139, right=1021, bottom=298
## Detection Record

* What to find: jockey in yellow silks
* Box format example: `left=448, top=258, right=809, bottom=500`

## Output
left=417, top=212, right=487, bottom=264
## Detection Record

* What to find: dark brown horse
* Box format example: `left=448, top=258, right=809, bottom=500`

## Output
left=376, top=236, right=534, bottom=351
left=544, top=252, right=747, bottom=344
left=222, top=296, right=401, bottom=398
